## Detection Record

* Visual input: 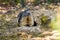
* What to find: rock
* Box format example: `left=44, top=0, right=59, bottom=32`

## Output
left=14, top=26, right=41, bottom=34
left=0, top=26, right=41, bottom=36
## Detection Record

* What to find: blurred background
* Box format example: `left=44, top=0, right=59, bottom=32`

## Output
left=0, top=0, right=60, bottom=40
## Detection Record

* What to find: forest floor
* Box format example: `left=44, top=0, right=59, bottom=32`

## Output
left=0, top=5, right=60, bottom=40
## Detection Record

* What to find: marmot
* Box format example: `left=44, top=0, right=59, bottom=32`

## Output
left=17, top=9, right=34, bottom=27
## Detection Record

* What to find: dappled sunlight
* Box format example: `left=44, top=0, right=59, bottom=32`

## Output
left=52, top=7, right=60, bottom=30
left=50, top=7, right=60, bottom=40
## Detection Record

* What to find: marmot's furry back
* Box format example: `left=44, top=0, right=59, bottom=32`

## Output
left=18, top=9, right=34, bottom=26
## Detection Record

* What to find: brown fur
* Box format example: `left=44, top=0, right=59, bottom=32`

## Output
left=19, top=15, right=34, bottom=26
